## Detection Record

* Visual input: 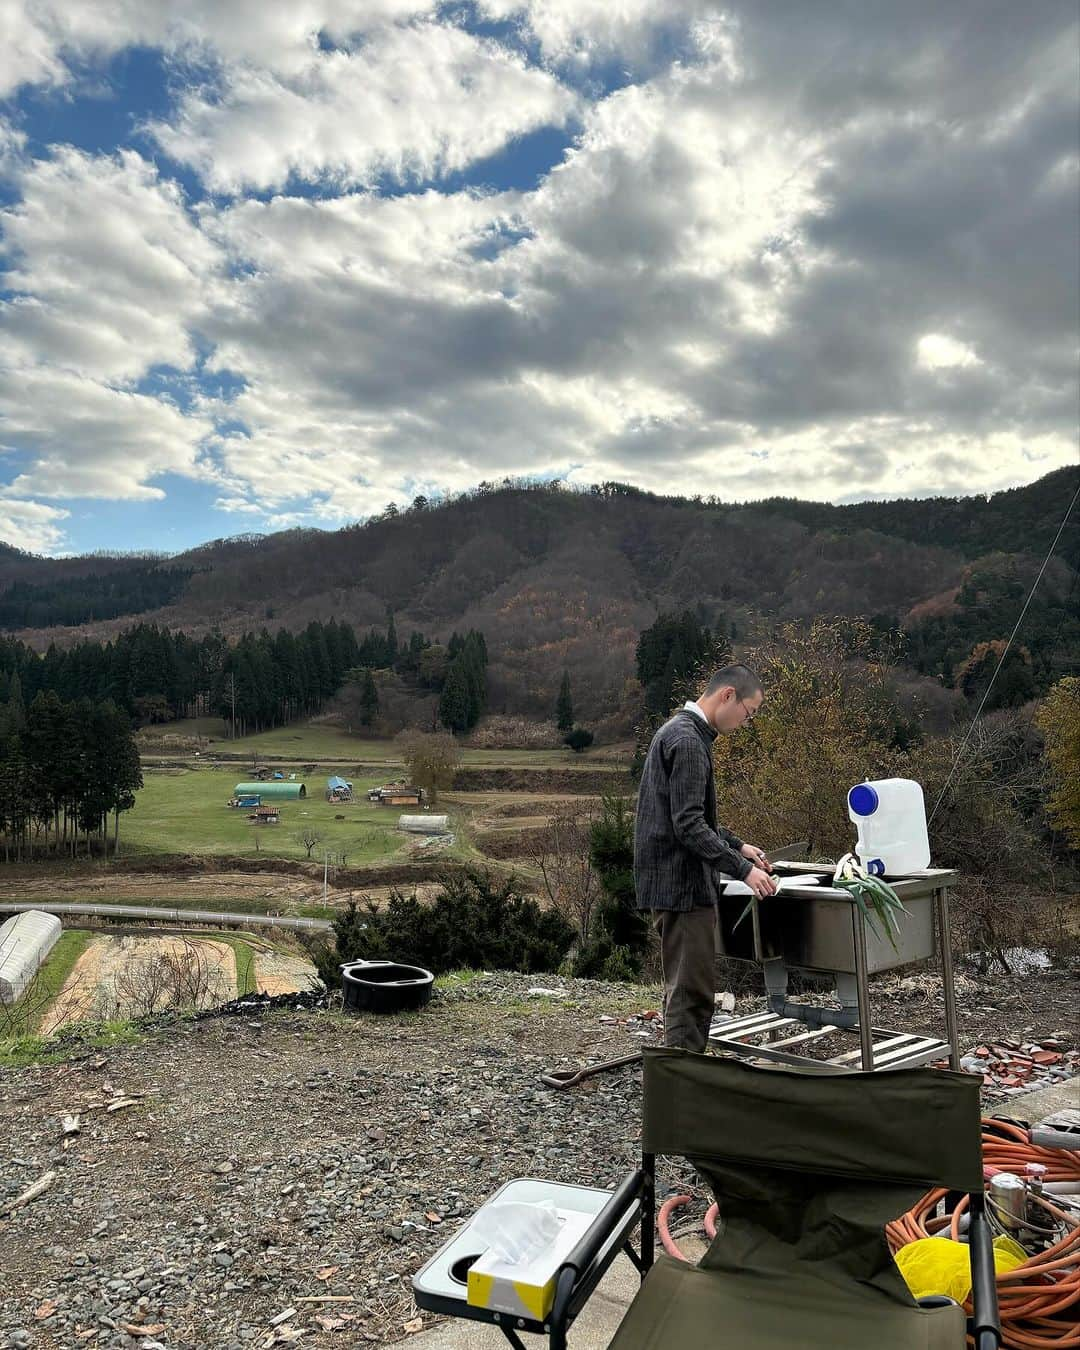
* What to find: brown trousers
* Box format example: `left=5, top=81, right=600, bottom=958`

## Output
left=653, top=905, right=717, bottom=1053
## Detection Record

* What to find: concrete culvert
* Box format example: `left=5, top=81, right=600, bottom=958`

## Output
left=0, top=910, right=62, bottom=1004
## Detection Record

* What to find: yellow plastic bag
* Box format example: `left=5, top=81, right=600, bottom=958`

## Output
left=895, top=1236, right=1026, bottom=1302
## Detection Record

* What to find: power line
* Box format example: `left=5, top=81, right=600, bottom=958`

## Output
left=927, top=472, right=1080, bottom=828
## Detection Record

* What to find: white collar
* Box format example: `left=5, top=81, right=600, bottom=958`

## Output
left=683, top=700, right=710, bottom=725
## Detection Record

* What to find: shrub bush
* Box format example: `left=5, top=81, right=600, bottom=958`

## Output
left=314, top=867, right=575, bottom=982
left=572, top=796, right=650, bottom=979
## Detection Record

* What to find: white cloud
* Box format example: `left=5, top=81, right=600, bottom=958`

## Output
left=0, top=1, right=1076, bottom=550
left=477, top=0, right=720, bottom=69
left=172, top=27, right=1075, bottom=521
left=916, top=333, right=982, bottom=370
left=0, top=149, right=220, bottom=505
left=0, top=494, right=70, bottom=554
left=0, top=1, right=438, bottom=97
left=2, top=147, right=221, bottom=382
left=0, top=0, right=66, bottom=97
left=148, top=23, right=577, bottom=194
left=0, top=117, right=26, bottom=169
left=0, top=366, right=214, bottom=499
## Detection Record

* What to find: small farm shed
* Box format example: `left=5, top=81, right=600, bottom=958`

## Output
left=251, top=805, right=280, bottom=825
left=368, top=783, right=423, bottom=807
left=327, top=775, right=353, bottom=803
left=234, top=782, right=306, bottom=800
left=0, top=910, right=62, bottom=1005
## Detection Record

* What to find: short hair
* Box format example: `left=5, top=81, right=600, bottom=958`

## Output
left=704, top=663, right=763, bottom=700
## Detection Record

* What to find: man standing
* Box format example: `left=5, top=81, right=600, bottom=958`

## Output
left=633, top=664, right=776, bottom=1052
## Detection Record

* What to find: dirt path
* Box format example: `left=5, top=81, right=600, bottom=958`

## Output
left=0, top=869, right=319, bottom=905
left=0, top=867, right=452, bottom=919
left=41, top=935, right=237, bottom=1034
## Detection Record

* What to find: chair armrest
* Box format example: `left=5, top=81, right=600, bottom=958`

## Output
left=547, top=1168, right=649, bottom=1348
left=967, top=1192, right=1001, bottom=1350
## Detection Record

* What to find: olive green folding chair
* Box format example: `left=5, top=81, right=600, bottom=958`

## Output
left=608, top=1047, right=1000, bottom=1350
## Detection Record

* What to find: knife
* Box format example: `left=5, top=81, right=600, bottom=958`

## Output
left=766, top=841, right=810, bottom=864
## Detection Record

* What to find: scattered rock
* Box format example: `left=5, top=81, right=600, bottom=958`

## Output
left=0, top=965, right=1075, bottom=1348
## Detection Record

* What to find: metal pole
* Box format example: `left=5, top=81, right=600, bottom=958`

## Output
left=852, top=901, right=874, bottom=1070
left=323, top=851, right=328, bottom=906
left=934, top=884, right=961, bottom=1070
left=641, top=1155, right=655, bottom=1272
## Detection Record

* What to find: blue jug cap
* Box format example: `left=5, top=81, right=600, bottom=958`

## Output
left=848, top=783, right=879, bottom=816
left=866, top=858, right=885, bottom=876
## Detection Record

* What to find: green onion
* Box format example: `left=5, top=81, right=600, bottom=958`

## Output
left=833, top=873, right=907, bottom=951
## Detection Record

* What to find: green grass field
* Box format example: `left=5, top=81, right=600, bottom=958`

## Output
left=120, top=765, right=413, bottom=863
left=1, top=929, right=91, bottom=1037
left=213, top=933, right=256, bottom=995
left=138, top=717, right=630, bottom=768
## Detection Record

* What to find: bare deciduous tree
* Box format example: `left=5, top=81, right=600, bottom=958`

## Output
left=394, top=730, right=461, bottom=805
left=526, top=804, right=601, bottom=945
left=298, top=827, right=322, bottom=859
left=103, top=938, right=229, bottom=1018
left=1, top=964, right=93, bottom=1038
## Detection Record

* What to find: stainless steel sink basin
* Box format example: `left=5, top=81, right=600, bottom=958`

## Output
left=717, top=865, right=952, bottom=976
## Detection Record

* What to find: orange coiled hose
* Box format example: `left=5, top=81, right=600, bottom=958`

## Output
left=886, top=1119, right=1080, bottom=1350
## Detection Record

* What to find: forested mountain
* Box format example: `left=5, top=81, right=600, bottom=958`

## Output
left=0, top=565, right=192, bottom=629
left=0, top=468, right=1075, bottom=725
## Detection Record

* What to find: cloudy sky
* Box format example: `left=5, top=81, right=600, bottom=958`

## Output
left=0, top=1, right=1077, bottom=555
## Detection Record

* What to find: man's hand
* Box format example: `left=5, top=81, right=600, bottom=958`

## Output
left=746, top=865, right=778, bottom=898
left=740, top=843, right=773, bottom=872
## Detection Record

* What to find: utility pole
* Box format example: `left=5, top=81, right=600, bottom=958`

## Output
left=227, top=673, right=237, bottom=740
left=323, top=850, right=329, bottom=907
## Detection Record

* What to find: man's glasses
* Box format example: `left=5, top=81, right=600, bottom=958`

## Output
left=738, top=697, right=759, bottom=723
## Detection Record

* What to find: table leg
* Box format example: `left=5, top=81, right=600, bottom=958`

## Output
left=853, top=905, right=874, bottom=1070
left=934, top=886, right=961, bottom=1070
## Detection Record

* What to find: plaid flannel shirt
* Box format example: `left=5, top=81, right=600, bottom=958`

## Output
left=633, top=709, right=751, bottom=912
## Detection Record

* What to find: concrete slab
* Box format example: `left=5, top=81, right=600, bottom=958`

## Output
left=991, top=1076, right=1079, bottom=1124
left=405, top=1250, right=642, bottom=1348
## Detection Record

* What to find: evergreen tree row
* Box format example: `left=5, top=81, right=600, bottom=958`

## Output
left=352, top=613, right=437, bottom=681
left=635, top=609, right=725, bottom=719
left=437, top=631, right=489, bottom=734
left=0, top=692, right=142, bottom=861
left=0, top=565, right=193, bottom=631
left=0, top=618, right=365, bottom=735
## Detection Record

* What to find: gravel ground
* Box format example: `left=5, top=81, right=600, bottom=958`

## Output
left=1, top=964, right=1076, bottom=1350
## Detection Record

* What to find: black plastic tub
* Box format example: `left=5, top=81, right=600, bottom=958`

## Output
left=340, top=960, right=434, bottom=1014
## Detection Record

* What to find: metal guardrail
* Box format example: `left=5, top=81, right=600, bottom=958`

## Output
left=0, top=901, right=332, bottom=933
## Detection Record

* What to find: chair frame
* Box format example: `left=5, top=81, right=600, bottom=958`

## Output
left=414, top=1060, right=1001, bottom=1350
left=411, top=1168, right=653, bottom=1350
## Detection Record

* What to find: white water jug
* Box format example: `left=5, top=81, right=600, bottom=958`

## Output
left=846, top=777, right=930, bottom=877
